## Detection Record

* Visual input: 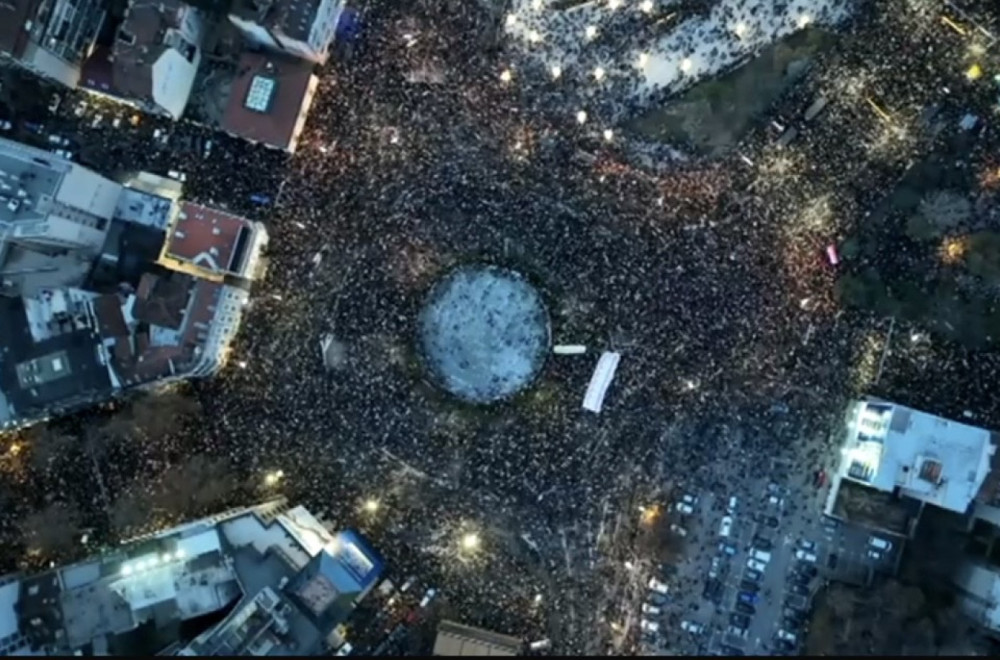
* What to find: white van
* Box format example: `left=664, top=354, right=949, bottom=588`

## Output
left=869, top=536, right=892, bottom=551
left=751, top=549, right=772, bottom=563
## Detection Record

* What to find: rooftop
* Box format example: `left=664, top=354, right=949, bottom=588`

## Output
left=0, top=500, right=386, bottom=656
left=166, top=202, right=254, bottom=275
left=836, top=398, right=997, bottom=514
left=229, top=0, right=327, bottom=42
left=220, top=52, right=317, bottom=153
left=432, top=621, right=522, bottom=656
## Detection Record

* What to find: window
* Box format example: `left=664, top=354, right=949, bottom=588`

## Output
left=117, top=28, right=135, bottom=45
left=244, top=75, right=276, bottom=113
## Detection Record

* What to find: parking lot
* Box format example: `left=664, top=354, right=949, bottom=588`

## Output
left=635, top=467, right=905, bottom=656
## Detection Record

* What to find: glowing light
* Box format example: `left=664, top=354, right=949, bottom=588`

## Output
left=533, top=593, right=543, bottom=604
left=683, top=379, right=697, bottom=390
left=500, top=69, right=512, bottom=83
left=237, top=360, right=247, bottom=369
left=734, top=22, right=747, bottom=37
left=593, top=66, right=606, bottom=81
left=550, top=64, right=562, bottom=80
left=680, top=57, right=693, bottom=73
left=175, top=548, right=186, bottom=560
left=603, top=129, right=614, bottom=142
left=797, top=14, right=811, bottom=28
left=637, top=52, right=649, bottom=68
left=264, top=470, right=284, bottom=487
left=576, top=110, right=587, bottom=124
left=640, top=504, right=660, bottom=525
left=532, top=0, right=543, bottom=9
left=624, top=560, right=635, bottom=570
left=8, top=442, right=21, bottom=456
left=461, top=532, right=481, bottom=551
left=966, top=64, right=982, bottom=81
left=639, top=0, right=654, bottom=13
left=608, top=0, right=622, bottom=9
left=585, top=25, right=598, bottom=40
left=363, top=498, right=380, bottom=513
left=940, top=236, right=968, bottom=264
left=527, top=29, right=542, bottom=43
left=121, top=564, right=133, bottom=576
left=506, top=14, right=517, bottom=27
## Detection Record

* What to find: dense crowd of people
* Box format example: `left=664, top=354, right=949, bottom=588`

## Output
left=2, top=0, right=1000, bottom=653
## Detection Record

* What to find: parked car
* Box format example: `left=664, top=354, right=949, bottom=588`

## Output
left=709, top=556, right=722, bottom=579
left=870, top=536, right=893, bottom=551
left=867, top=549, right=882, bottom=561
left=719, top=515, right=733, bottom=537
left=719, top=645, right=745, bottom=657
left=730, top=613, right=751, bottom=628
left=719, top=542, right=737, bottom=556
left=682, top=493, right=698, bottom=505
left=660, top=563, right=678, bottom=577
left=647, top=592, right=668, bottom=606
left=783, top=616, right=802, bottom=631
left=727, top=624, right=749, bottom=638
left=703, top=578, right=723, bottom=603
left=744, top=568, right=763, bottom=581
left=681, top=620, right=704, bottom=634
left=727, top=496, right=738, bottom=513
left=774, top=638, right=795, bottom=652
left=798, top=539, right=816, bottom=551
left=795, top=550, right=817, bottom=563
left=791, top=572, right=811, bottom=587
left=752, top=535, right=773, bottom=551
left=676, top=502, right=694, bottom=515
left=776, top=629, right=797, bottom=642
left=670, top=523, right=688, bottom=536
left=738, top=591, right=759, bottom=605
left=735, top=601, right=755, bottom=615
left=640, top=619, right=660, bottom=633
left=648, top=578, right=669, bottom=595
left=642, top=603, right=661, bottom=615
left=765, top=516, right=780, bottom=528
left=739, top=580, right=760, bottom=593
left=789, top=583, right=810, bottom=596
left=746, top=558, right=766, bottom=572
left=798, top=565, right=818, bottom=579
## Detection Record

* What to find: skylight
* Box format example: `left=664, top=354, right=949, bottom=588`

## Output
left=244, top=75, right=276, bottom=113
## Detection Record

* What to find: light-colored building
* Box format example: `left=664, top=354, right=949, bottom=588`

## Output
left=952, top=561, right=1000, bottom=635
left=825, top=398, right=997, bottom=521
left=0, top=0, right=106, bottom=87
left=0, top=136, right=267, bottom=429
left=228, top=0, right=345, bottom=65
left=0, top=499, right=385, bottom=656
left=433, top=620, right=522, bottom=656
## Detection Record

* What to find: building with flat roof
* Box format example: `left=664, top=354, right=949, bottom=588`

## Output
left=0, top=0, right=106, bottom=87
left=0, top=499, right=385, bottom=656
left=952, top=560, right=1000, bottom=636
left=0, top=135, right=268, bottom=429
left=432, top=620, right=522, bottom=656
left=825, top=398, right=998, bottom=532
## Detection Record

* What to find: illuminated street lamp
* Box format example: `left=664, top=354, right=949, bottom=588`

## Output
left=506, top=13, right=517, bottom=28
left=532, top=0, right=543, bottom=9
left=797, top=14, right=811, bottom=28
left=460, top=532, right=481, bottom=552
left=734, top=22, right=747, bottom=37
left=637, top=52, right=649, bottom=68
left=680, top=57, right=693, bottom=73
left=237, top=360, right=247, bottom=369
left=527, top=29, right=542, bottom=43
left=608, top=0, right=622, bottom=9
left=550, top=64, right=562, bottom=80
left=500, top=69, right=513, bottom=83
left=576, top=110, right=587, bottom=124
left=362, top=498, right=380, bottom=514
left=593, top=66, right=606, bottom=81
left=585, top=25, right=598, bottom=40
left=603, top=129, right=614, bottom=142
left=639, top=0, right=654, bottom=13
left=264, top=469, right=285, bottom=487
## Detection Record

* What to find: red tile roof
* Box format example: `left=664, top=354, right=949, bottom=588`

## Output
left=221, top=51, right=316, bottom=152
left=167, top=202, right=250, bottom=274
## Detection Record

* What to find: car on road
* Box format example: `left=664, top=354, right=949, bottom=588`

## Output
left=640, top=619, right=660, bottom=633
left=681, top=620, right=704, bottom=634
left=789, top=583, right=811, bottom=597
left=648, top=578, right=669, bottom=595
left=642, top=603, right=661, bottom=615
left=794, top=550, right=817, bottom=563
left=719, top=542, right=737, bottom=556
left=734, top=601, right=755, bottom=615
left=870, top=536, right=893, bottom=551
left=719, top=515, right=733, bottom=537
left=737, top=591, right=759, bottom=605
left=765, top=516, right=780, bottom=528
left=747, top=558, right=767, bottom=572
left=730, top=613, right=751, bottom=628
left=739, top=579, right=760, bottom=593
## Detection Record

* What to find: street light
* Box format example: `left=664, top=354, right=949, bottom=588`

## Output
left=460, top=532, right=480, bottom=552
left=680, top=57, right=693, bottom=73
left=550, top=64, right=562, bottom=80
left=576, top=110, right=587, bottom=124
left=500, top=69, right=512, bottom=83
left=585, top=25, right=598, bottom=40
left=593, top=66, right=606, bottom=81
left=264, top=469, right=284, bottom=487
left=640, top=0, right=654, bottom=13
left=506, top=14, right=517, bottom=28
left=603, top=129, right=614, bottom=142
left=363, top=498, right=380, bottom=514
left=637, top=52, right=649, bottom=68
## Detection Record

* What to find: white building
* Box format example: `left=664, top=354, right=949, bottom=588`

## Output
left=826, top=398, right=997, bottom=516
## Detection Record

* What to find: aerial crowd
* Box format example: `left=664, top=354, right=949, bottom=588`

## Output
left=2, top=0, right=1000, bottom=652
